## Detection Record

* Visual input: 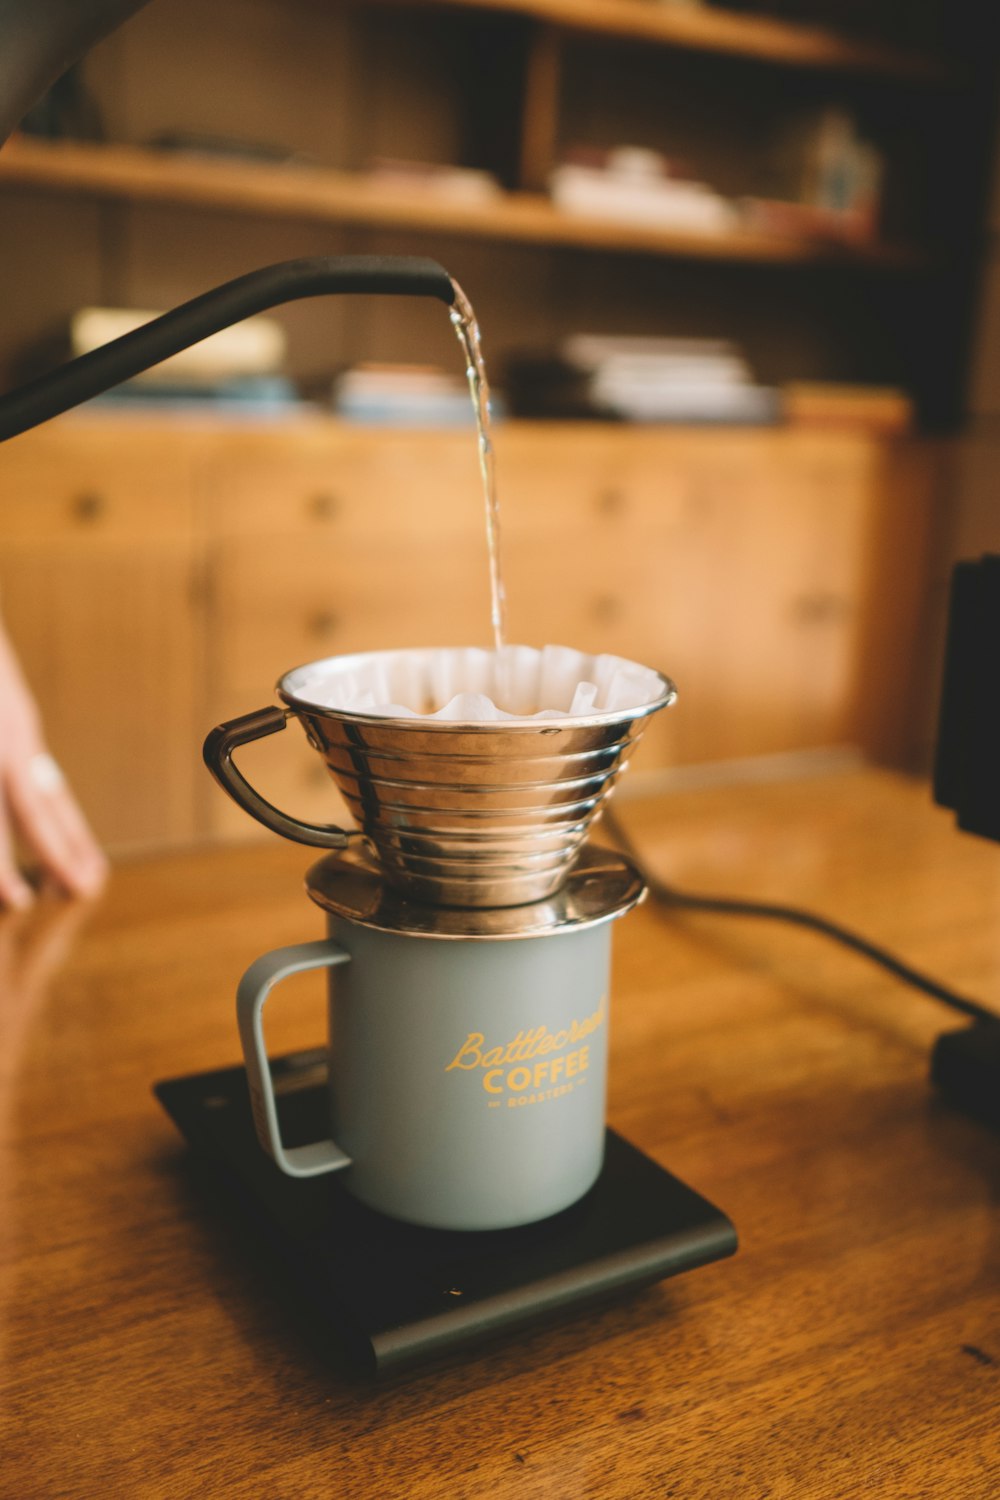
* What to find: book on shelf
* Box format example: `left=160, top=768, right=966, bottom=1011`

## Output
left=331, top=364, right=502, bottom=426
left=90, top=375, right=302, bottom=413
left=18, top=304, right=289, bottom=387
left=550, top=146, right=739, bottom=235
left=367, top=158, right=503, bottom=205
left=506, top=335, right=780, bottom=425
left=782, top=382, right=911, bottom=432
left=17, top=303, right=304, bottom=414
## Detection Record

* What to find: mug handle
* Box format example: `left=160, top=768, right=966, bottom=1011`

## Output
left=203, top=706, right=358, bottom=849
left=237, top=939, right=353, bottom=1178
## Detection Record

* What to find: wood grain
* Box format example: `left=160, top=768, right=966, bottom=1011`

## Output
left=0, top=768, right=997, bottom=1497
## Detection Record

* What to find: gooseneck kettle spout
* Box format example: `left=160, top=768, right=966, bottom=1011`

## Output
left=0, top=255, right=457, bottom=442
left=0, top=20, right=457, bottom=439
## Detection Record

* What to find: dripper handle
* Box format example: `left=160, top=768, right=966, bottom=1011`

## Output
left=203, top=705, right=359, bottom=849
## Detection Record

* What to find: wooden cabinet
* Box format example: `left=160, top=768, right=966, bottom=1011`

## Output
left=199, top=427, right=489, bottom=839
left=0, top=423, right=204, bottom=851
left=500, top=426, right=939, bottom=777
left=0, top=416, right=939, bottom=852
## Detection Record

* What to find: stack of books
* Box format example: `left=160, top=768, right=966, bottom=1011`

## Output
left=550, top=147, right=738, bottom=236
left=506, top=336, right=780, bottom=425
left=368, top=158, right=502, bottom=205
left=332, top=364, right=493, bottom=426
left=22, top=306, right=300, bottom=413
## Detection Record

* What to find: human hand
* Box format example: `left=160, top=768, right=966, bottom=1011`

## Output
left=0, top=624, right=108, bottom=909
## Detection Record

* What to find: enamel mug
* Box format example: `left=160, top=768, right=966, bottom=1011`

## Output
left=236, top=845, right=644, bottom=1231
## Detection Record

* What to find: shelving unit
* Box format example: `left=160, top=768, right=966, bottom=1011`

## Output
left=363, top=0, right=959, bottom=194
left=0, top=0, right=992, bottom=422
left=0, top=135, right=926, bottom=270
left=377, top=0, right=956, bottom=81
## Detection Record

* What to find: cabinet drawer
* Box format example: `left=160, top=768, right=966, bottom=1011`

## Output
left=0, top=427, right=196, bottom=544
left=209, top=529, right=494, bottom=704
left=204, top=428, right=485, bottom=539
left=1, top=541, right=202, bottom=849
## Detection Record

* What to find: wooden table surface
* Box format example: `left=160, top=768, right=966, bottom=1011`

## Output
left=2, top=768, right=998, bottom=1498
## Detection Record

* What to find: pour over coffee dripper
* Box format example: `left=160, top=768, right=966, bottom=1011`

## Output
left=204, top=646, right=676, bottom=909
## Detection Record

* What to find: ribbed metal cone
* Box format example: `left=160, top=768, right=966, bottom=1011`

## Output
left=280, top=655, right=675, bottom=908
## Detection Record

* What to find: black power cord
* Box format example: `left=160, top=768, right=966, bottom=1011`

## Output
left=603, top=805, right=1000, bottom=1134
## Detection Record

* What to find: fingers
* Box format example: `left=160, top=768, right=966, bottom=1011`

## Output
left=0, top=807, right=34, bottom=911
left=0, top=864, right=33, bottom=912
left=5, top=756, right=109, bottom=902
left=0, top=631, right=108, bottom=909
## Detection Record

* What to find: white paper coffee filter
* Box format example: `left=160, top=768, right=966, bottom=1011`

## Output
left=287, top=645, right=667, bottom=722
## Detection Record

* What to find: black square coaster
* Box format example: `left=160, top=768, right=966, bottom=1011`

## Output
left=155, top=1051, right=737, bottom=1376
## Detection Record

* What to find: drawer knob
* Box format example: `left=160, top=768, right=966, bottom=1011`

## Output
left=308, top=493, right=339, bottom=520
left=792, top=592, right=849, bottom=625
left=72, top=492, right=106, bottom=523
left=307, top=609, right=339, bottom=638
left=591, top=594, right=622, bottom=625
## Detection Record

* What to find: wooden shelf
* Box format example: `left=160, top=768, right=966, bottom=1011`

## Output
left=375, top=0, right=955, bottom=82
left=0, top=137, right=926, bottom=271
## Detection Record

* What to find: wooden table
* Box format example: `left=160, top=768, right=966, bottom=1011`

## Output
left=2, top=769, right=998, bottom=1498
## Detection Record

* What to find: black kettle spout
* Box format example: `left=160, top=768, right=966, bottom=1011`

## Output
left=0, top=255, right=456, bottom=442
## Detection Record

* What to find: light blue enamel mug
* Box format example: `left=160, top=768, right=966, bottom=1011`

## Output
left=236, top=845, right=645, bottom=1231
